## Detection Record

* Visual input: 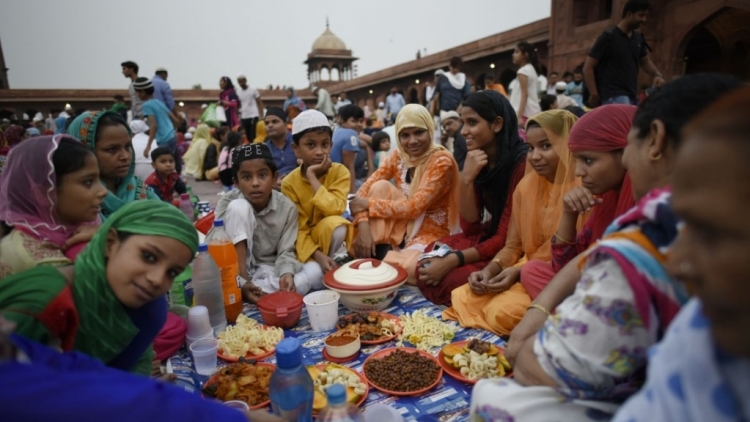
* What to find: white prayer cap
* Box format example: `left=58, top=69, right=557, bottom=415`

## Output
left=292, top=110, right=330, bottom=135
left=237, top=74, right=247, bottom=80
left=188, top=126, right=196, bottom=133
left=440, top=110, right=460, bottom=121
left=185, top=133, right=193, bottom=140
left=434, top=69, right=445, bottom=76
left=555, top=81, right=568, bottom=92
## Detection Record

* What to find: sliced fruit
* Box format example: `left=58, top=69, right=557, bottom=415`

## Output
left=307, top=366, right=322, bottom=380
left=313, top=390, right=327, bottom=411
left=346, top=386, right=360, bottom=403
left=496, top=364, right=506, bottom=377
left=441, top=343, right=464, bottom=358
left=487, top=344, right=500, bottom=356
left=444, top=355, right=454, bottom=366
left=498, top=354, right=512, bottom=371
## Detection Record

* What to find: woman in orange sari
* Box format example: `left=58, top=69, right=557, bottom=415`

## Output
left=520, top=105, right=637, bottom=299
left=445, top=109, right=585, bottom=336
left=349, top=104, right=460, bottom=283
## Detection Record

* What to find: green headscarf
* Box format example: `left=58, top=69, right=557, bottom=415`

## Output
left=73, top=200, right=198, bottom=373
left=67, top=111, right=158, bottom=218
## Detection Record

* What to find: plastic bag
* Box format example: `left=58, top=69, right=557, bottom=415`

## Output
left=215, top=105, right=227, bottom=123
left=200, top=103, right=220, bottom=128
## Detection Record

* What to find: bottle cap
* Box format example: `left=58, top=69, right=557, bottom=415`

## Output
left=326, top=383, right=346, bottom=406
left=275, top=337, right=301, bottom=369
left=213, top=219, right=224, bottom=227
left=198, top=243, right=208, bottom=253
left=180, top=193, right=190, bottom=199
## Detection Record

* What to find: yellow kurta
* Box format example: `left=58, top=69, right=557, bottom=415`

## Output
left=281, top=163, right=353, bottom=263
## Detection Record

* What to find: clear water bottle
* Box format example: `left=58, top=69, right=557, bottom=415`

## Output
left=269, top=337, right=314, bottom=422
left=179, top=193, right=195, bottom=222
left=317, top=384, right=365, bottom=422
left=192, top=243, right=227, bottom=335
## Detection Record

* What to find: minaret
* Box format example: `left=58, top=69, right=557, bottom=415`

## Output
left=0, top=37, right=9, bottom=89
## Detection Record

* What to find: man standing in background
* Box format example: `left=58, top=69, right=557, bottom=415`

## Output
left=121, top=61, right=143, bottom=119
left=237, top=74, right=264, bottom=141
left=583, top=0, right=665, bottom=106
left=152, top=67, right=175, bottom=112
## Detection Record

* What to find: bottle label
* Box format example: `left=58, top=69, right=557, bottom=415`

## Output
left=229, top=293, right=236, bottom=305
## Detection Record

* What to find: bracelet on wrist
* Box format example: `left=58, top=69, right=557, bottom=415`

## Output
left=452, top=250, right=465, bottom=267
left=527, top=304, right=551, bottom=316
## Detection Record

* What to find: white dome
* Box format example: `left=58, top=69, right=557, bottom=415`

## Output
left=312, top=26, right=346, bottom=51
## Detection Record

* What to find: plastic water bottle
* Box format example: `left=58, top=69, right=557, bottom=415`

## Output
left=317, top=384, right=365, bottom=422
left=168, top=265, right=191, bottom=306
left=269, top=338, right=314, bottom=422
left=192, top=243, right=227, bottom=335
left=206, top=220, right=243, bottom=324
left=179, top=193, right=195, bottom=222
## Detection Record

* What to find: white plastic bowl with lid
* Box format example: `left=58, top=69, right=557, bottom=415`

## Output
left=323, top=259, right=407, bottom=312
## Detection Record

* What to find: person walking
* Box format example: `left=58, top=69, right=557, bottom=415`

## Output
left=237, top=74, right=264, bottom=141
left=583, top=0, right=665, bottom=107
left=121, top=61, right=143, bottom=119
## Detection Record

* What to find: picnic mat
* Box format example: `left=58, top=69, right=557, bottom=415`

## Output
left=169, top=286, right=506, bottom=421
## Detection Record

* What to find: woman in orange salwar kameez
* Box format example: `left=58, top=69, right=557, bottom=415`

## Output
left=349, top=104, right=460, bottom=283
left=444, top=109, right=586, bottom=336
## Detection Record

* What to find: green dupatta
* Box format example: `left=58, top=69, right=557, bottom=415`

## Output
left=0, top=200, right=198, bottom=374
left=67, top=111, right=159, bottom=219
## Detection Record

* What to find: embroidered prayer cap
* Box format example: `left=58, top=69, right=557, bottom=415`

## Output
left=232, top=143, right=273, bottom=165
left=133, top=77, right=153, bottom=90
left=292, top=110, right=330, bottom=135
left=440, top=110, right=460, bottom=121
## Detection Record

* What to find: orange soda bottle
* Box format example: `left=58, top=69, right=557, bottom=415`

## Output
left=206, top=219, right=243, bottom=323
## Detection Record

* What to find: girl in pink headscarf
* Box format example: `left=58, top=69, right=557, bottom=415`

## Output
left=0, top=135, right=107, bottom=278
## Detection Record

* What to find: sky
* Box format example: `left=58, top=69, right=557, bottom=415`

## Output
left=0, top=0, right=550, bottom=90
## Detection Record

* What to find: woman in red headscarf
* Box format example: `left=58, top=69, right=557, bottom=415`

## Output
left=520, top=105, right=637, bottom=299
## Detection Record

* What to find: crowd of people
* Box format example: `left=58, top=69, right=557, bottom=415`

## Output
left=0, top=0, right=748, bottom=420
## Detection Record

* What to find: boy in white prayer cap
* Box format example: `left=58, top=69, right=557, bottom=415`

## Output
left=281, top=110, right=353, bottom=274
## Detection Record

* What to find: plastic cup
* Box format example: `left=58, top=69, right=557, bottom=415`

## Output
left=303, top=290, right=340, bottom=331
left=224, top=400, right=250, bottom=412
left=187, top=306, right=212, bottom=338
left=364, top=403, right=405, bottom=422
left=185, top=331, right=213, bottom=349
left=190, top=338, right=219, bottom=375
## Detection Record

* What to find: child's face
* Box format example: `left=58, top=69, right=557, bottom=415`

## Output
left=136, top=90, right=147, bottom=101
left=105, top=231, right=193, bottom=309
left=152, top=154, right=175, bottom=175
left=233, top=159, right=276, bottom=211
left=55, top=153, right=108, bottom=225
left=342, top=117, right=364, bottom=133
left=380, top=139, right=391, bottom=151
left=293, top=131, right=331, bottom=168
left=573, top=72, right=583, bottom=82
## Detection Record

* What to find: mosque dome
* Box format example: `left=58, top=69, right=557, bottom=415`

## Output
left=312, top=21, right=347, bottom=51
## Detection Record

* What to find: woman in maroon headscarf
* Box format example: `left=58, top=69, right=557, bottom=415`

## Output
left=520, top=105, right=637, bottom=299
left=218, top=76, right=239, bottom=128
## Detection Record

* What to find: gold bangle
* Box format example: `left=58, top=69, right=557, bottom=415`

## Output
left=553, top=233, right=575, bottom=245
left=527, top=304, right=551, bottom=316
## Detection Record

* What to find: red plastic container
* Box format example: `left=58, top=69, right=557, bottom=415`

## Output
left=195, top=210, right=215, bottom=235
left=256, top=291, right=303, bottom=328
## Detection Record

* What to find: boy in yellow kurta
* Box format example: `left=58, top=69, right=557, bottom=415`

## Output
left=281, top=110, right=353, bottom=274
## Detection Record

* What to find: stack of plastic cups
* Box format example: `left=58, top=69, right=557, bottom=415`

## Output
left=186, top=305, right=214, bottom=349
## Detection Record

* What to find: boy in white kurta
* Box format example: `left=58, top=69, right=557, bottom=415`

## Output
left=215, top=144, right=323, bottom=303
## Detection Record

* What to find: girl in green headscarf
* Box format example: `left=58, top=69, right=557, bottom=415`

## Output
left=0, top=200, right=198, bottom=375
left=67, top=111, right=159, bottom=218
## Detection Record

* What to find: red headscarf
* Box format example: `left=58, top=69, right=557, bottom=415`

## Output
left=568, top=104, right=637, bottom=242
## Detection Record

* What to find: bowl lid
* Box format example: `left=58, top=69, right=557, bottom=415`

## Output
left=257, top=291, right=303, bottom=314
left=324, top=259, right=407, bottom=291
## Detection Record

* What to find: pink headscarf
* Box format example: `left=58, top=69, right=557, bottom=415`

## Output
left=0, top=135, right=93, bottom=247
